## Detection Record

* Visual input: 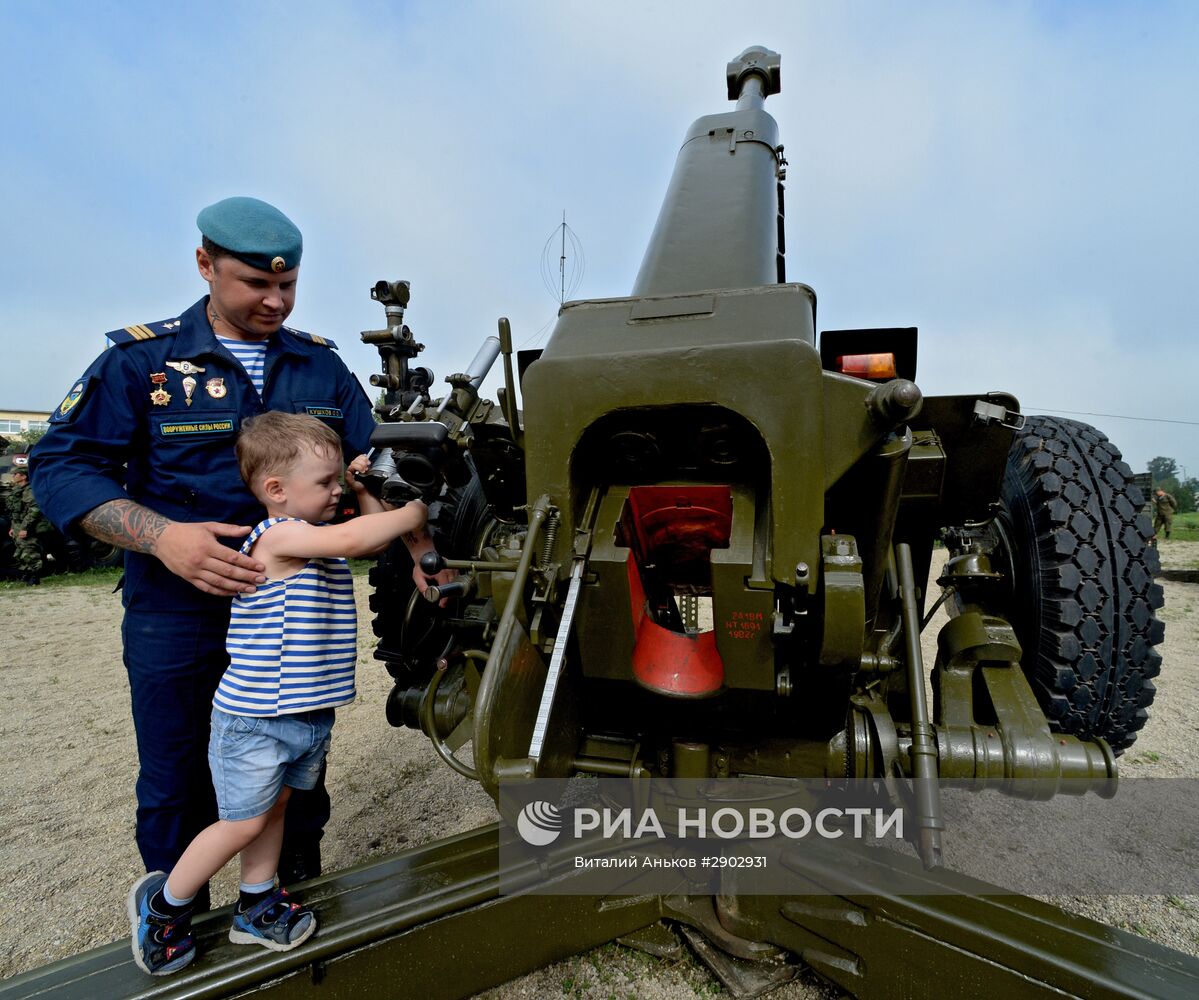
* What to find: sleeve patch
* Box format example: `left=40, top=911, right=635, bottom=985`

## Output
left=50, top=375, right=94, bottom=423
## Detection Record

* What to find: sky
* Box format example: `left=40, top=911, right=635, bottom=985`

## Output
left=2, top=1, right=1197, bottom=479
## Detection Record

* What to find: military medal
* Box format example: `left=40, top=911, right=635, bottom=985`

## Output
left=182, top=375, right=197, bottom=406
left=166, top=360, right=206, bottom=376
left=206, top=377, right=227, bottom=399
left=149, top=372, right=171, bottom=406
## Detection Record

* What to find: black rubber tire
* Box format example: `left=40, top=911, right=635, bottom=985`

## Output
left=87, top=540, right=125, bottom=569
left=998, top=415, right=1163, bottom=753
left=368, top=475, right=493, bottom=674
left=0, top=515, right=14, bottom=574
left=54, top=534, right=123, bottom=573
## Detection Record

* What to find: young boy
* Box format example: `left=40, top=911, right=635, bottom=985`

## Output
left=129, top=411, right=437, bottom=974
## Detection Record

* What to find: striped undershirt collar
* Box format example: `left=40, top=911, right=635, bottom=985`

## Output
left=217, top=335, right=267, bottom=395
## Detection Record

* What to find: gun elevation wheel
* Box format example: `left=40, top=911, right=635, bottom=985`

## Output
left=997, top=415, right=1163, bottom=753
left=370, top=475, right=493, bottom=678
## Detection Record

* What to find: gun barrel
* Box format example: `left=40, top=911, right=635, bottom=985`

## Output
left=632, top=47, right=784, bottom=297
left=736, top=73, right=766, bottom=110
left=465, top=335, right=502, bottom=388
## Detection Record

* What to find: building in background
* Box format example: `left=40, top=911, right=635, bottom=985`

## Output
left=0, top=409, right=51, bottom=437
left=1, top=409, right=51, bottom=481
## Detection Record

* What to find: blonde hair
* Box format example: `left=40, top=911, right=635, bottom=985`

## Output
left=236, top=411, right=342, bottom=490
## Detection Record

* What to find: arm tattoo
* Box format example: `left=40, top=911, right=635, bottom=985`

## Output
left=403, top=528, right=434, bottom=549
left=80, top=499, right=171, bottom=554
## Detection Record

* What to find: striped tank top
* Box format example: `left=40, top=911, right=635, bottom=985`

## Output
left=214, top=517, right=357, bottom=716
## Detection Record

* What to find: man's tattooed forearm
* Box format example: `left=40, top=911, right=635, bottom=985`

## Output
left=405, top=526, right=433, bottom=545
left=81, top=500, right=171, bottom=554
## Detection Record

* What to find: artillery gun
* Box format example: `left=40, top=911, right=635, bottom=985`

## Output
left=361, top=46, right=1162, bottom=854
left=316, top=45, right=1178, bottom=995
left=7, top=45, right=1190, bottom=1000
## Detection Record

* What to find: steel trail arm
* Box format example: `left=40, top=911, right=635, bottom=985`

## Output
left=715, top=838, right=1199, bottom=1000
left=0, top=827, right=661, bottom=1000
left=6, top=828, right=1199, bottom=1000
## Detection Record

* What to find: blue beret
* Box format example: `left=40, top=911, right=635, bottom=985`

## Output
left=196, top=196, right=302, bottom=273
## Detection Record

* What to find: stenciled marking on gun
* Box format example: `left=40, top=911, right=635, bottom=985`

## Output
left=723, top=609, right=765, bottom=641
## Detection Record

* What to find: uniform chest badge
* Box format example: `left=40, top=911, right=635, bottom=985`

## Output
left=206, top=377, right=227, bottom=399
left=182, top=375, right=197, bottom=406
left=149, top=372, right=171, bottom=406
left=166, top=360, right=206, bottom=376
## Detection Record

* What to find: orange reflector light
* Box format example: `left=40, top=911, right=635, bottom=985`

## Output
left=836, top=352, right=898, bottom=380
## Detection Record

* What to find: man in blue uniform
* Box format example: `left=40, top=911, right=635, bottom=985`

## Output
left=32, top=197, right=380, bottom=897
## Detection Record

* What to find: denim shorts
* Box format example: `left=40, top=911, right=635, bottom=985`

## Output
left=208, top=707, right=335, bottom=821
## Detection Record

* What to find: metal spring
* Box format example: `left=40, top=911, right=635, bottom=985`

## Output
left=540, top=509, right=560, bottom=568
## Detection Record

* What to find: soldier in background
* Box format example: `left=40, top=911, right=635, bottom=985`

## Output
left=5, top=468, right=52, bottom=584
left=1153, top=487, right=1178, bottom=543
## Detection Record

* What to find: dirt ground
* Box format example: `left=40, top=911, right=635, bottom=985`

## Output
left=1, top=544, right=1197, bottom=997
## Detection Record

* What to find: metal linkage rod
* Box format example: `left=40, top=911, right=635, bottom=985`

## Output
left=896, top=542, right=944, bottom=868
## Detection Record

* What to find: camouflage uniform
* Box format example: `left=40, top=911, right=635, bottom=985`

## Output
left=5, top=475, right=52, bottom=581
left=1153, top=490, right=1178, bottom=541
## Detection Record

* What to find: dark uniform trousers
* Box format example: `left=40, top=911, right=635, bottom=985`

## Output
left=31, top=296, right=375, bottom=890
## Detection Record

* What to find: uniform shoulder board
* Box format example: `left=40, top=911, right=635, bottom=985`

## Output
left=282, top=325, right=338, bottom=349
left=105, top=318, right=181, bottom=346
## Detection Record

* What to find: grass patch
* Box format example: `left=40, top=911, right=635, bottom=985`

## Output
left=0, top=566, right=124, bottom=591
left=5, top=519, right=1181, bottom=590
left=1167, top=512, right=1199, bottom=542
left=1, top=560, right=379, bottom=592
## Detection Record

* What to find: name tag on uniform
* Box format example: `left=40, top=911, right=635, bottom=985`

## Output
left=159, top=419, right=236, bottom=436
left=305, top=406, right=343, bottom=419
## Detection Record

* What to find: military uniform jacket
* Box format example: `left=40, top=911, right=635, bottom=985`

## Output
left=1154, top=492, right=1178, bottom=515
left=5, top=484, right=51, bottom=536
left=31, top=297, right=375, bottom=613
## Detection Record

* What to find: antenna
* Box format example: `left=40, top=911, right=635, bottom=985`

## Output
left=521, top=213, right=587, bottom=350
left=540, top=212, right=585, bottom=307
